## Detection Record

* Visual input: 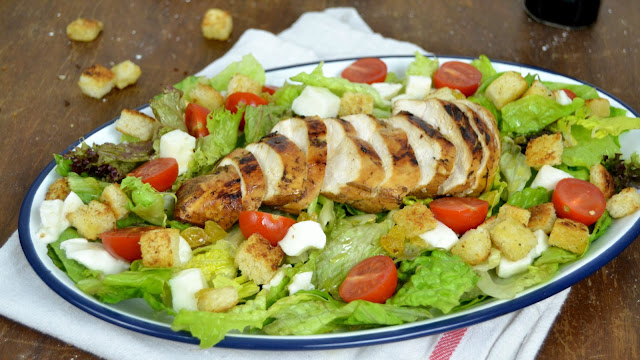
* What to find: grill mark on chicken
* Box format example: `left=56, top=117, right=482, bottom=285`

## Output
left=442, top=102, right=483, bottom=154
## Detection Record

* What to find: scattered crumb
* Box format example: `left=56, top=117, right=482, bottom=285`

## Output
left=58, top=75, right=67, bottom=80
left=66, top=18, right=104, bottom=42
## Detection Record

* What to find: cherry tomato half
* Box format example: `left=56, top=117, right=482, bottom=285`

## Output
left=262, top=85, right=278, bottom=95
left=432, top=61, right=482, bottom=97
left=100, top=226, right=161, bottom=262
left=429, top=197, right=489, bottom=234
left=561, top=88, right=577, bottom=100
left=341, top=58, right=388, bottom=84
left=238, top=210, right=296, bottom=246
left=224, top=92, right=269, bottom=131
left=128, top=157, right=179, bottom=192
left=185, top=102, right=210, bottom=138
left=552, top=178, right=606, bottom=226
left=339, top=255, right=398, bottom=303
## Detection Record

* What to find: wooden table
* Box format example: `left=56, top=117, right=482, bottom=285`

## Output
left=1, top=0, right=638, bottom=358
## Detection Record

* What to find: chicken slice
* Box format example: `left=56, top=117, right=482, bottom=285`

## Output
left=218, top=148, right=266, bottom=211
left=387, top=112, right=456, bottom=197
left=393, top=98, right=483, bottom=195
left=245, top=133, right=307, bottom=207
left=174, top=165, right=243, bottom=229
left=271, top=116, right=328, bottom=214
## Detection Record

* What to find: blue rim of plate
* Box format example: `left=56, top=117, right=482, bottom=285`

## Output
left=18, top=55, right=640, bottom=350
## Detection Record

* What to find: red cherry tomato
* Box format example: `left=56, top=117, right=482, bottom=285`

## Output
left=100, top=226, right=161, bottom=262
left=238, top=211, right=297, bottom=246
left=561, top=88, right=577, bottom=100
left=224, top=92, right=269, bottom=131
left=552, top=178, right=606, bottom=226
left=185, top=102, right=210, bottom=138
left=429, top=197, right=489, bottom=234
left=262, top=85, right=278, bottom=95
left=339, top=255, right=398, bottom=303
left=341, top=58, right=388, bottom=84
left=128, top=157, right=179, bottom=192
left=432, top=61, right=483, bottom=97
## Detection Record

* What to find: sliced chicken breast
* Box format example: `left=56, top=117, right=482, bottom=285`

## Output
left=245, top=133, right=307, bottom=207
left=218, top=148, right=266, bottom=211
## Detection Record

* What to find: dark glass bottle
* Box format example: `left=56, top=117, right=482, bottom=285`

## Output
left=525, top=0, right=601, bottom=29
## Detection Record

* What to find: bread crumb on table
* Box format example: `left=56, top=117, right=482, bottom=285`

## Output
left=67, top=18, right=104, bottom=42
left=201, top=8, right=233, bottom=40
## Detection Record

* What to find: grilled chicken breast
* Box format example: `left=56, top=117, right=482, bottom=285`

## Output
left=218, top=148, right=266, bottom=212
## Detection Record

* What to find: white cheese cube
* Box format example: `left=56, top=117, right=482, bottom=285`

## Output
left=291, top=86, right=340, bottom=118
left=287, top=271, right=314, bottom=295
left=372, top=82, right=403, bottom=100
left=554, top=90, right=573, bottom=105
left=60, top=238, right=130, bottom=275
left=618, top=129, right=640, bottom=160
left=278, top=221, right=327, bottom=256
left=262, top=264, right=292, bottom=290
left=178, top=236, right=193, bottom=265
left=404, top=75, right=432, bottom=98
left=497, top=252, right=534, bottom=278
left=530, top=165, right=573, bottom=191
left=159, top=129, right=196, bottom=175
left=168, top=268, right=208, bottom=312
left=532, top=229, right=550, bottom=258
left=37, top=191, right=85, bottom=244
left=417, top=220, right=459, bottom=250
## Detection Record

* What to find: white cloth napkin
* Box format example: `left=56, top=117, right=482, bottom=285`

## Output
left=1, top=7, right=570, bottom=360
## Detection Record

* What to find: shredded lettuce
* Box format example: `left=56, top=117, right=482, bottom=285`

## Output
left=208, top=54, right=266, bottom=91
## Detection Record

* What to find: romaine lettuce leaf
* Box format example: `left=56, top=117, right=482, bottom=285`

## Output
left=150, top=88, right=187, bottom=132
left=208, top=54, right=265, bottom=91
left=501, top=95, right=584, bottom=135
left=173, top=75, right=207, bottom=101
left=475, top=263, right=557, bottom=299
left=470, top=55, right=497, bottom=83
left=561, top=125, right=619, bottom=168
left=181, top=240, right=237, bottom=281
left=271, top=82, right=304, bottom=108
left=66, top=173, right=110, bottom=204
left=243, top=103, right=292, bottom=144
left=542, top=81, right=599, bottom=99
left=506, top=187, right=550, bottom=209
left=47, top=228, right=102, bottom=283
left=405, top=51, right=439, bottom=77
left=555, top=114, right=640, bottom=141
left=120, top=176, right=170, bottom=226
left=500, top=136, right=532, bottom=198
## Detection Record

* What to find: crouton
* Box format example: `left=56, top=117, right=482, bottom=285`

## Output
left=424, top=87, right=466, bottom=101
left=196, top=286, right=239, bottom=313
left=115, top=109, right=158, bottom=141
left=548, top=218, right=589, bottom=254
left=489, top=218, right=537, bottom=261
left=606, top=187, right=640, bottom=218
left=110, top=60, right=141, bottom=89
left=189, top=83, right=224, bottom=111
left=99, top=184, right=129, bottom=220
left=585, top=98, right=611, bottom=118
left=78, top=64, right=115, bottom=99
left=497, top=204, right=531, bottom=227
left=521, top=80, right=554, bottom=100
left=525, top=133, right=563, bottom=169
left=201, top=8, right=233, bottom=40
left=67, top=200, right=116, bottom=240
left=45, top=178, right=70, bottom=201
left=338, top=92, right=374, bottom=116
left=527, top=202, right=557, bottom=234
left=66, top=18, right=103, bottom=42
left=589, top=163, right=615, bottom=199
left=226, top=74, right=261, bottom=95
left=485, top=71, right=528, bottom=110
left=451, top=227, right=491, bottom=265
left=380, top=225, right=406, bottom=257
left=393, top=202, right=438, bottom=237
left=476, top=215, right=500, bottom=233
left=235, top=233, right=284, bottom=285
left=139, top=228, right=181, bottom=268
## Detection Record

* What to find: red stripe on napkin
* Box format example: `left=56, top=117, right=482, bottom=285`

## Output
left=428, top=328, right=467, bottom=360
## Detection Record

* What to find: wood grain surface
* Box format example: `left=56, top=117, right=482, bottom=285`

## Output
left=1, top=0, right=638, bottom=359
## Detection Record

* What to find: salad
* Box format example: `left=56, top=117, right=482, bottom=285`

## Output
left=35, top=53, right=640, bottom=348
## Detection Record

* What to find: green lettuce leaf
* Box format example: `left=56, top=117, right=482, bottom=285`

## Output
left=66, top=173, right=110, bottom=204
left=555, top=115, right=640, bottom=141
left=507, top=187, right=550, bottom=209
left=500, top=136, right=532, bottom=198
left=208, top=54, right=265, bottom=91
left=501, top=95, right=584, bottom=135
left=243, top=103, right=292, bottom=144
left=561, top=125, right=619, bottom=168
left=120, top=176, right=170, bottom=226
left=271, top=82, right=304, bottom=108
left=150, top=88, right=187, bottom=132
left=542, top=81, right=599, bottom=99
left=470, top=55, right=497, bottom=84
left=181, top=240, right=237, bottom=281
left=173, top=75, right=207, bottom=101
left=405, top=51, right=439, bottom=77
left=475, top=263, right=558, bottom=299
left=602, top=153, right=640, bottom=192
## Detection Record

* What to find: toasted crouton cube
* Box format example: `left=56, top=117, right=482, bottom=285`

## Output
left=527, top=203, right=557, bottom=234
left=99, top=184, right=129, bottom=220
left=497, top=204, right=531, bottom=227
left=201, top=8, right=233, bottom=40
left=585, top=98, right=611, bottom=118
left=111, top=60, right=142, bottom=89
left=227, top=74, right=261, bottom=95
left=589, top=163, right=615, bottom=199
left=189, top=83, right=224, bottom=111
left=338, top=92, right=374, bottom=116
left=139, top=228, right=181, bottom=267
left=548, top=218, right=589, bottom=254
left=525, top=133, right=563, bottom=169
left=115, top=109, right=158, bottom=141
left=78, top=64, right=115, bottom=99
left=476, top=215, right=500, bottom=233
left=235, top=233, right=284, bottom=284
left=196, top=286, right=239, bottom=313
left=485, top=71, right=528, bottom=110
left=606, top=187, right=640, bottom=218
left=451, top=227, right=491, bottom=265
left=46, top=178, right=71, bottom=201
left=66, top=18, right=103, bottom=42
left=521, top=80, right=554, bottom=100
left=67, top=200, right=116, bottom=240
left=489, top=218, right=537, bottom=261
left=424, top=87, right=466, bottom=101
left=393, top=203, right=438, bottom=237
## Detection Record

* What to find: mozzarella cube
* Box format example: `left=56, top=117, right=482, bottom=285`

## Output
left=287, top=271, right=314, bottom=295
left=159, top=129, right=196, bottom=175
left=37, top=191, right=85, bottom=244
left=417, top=220, right=459, bottom=250
left=372, top=82, right=403, bottom=100
left=168, top=268, right=208, bottom=312
left=554, top=89, right=573, bottom=105
left=530, top=165, right=573, bottom=191
left=532, top=229, right=550, bottom=258
left=60, top=238, right=130, bottom=275
left=618, top=129, right=640, bottom=160
left=404, top=75, right=432, bottom=98
left=178, top=236, right=193, bottom=265
left=278, top=221, right=326, bottom=256
left=291, top=86, right=340, bottom=118
left=262, top=264, right=292, bottom=290
left=497, top=251, right=533, bottom=278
